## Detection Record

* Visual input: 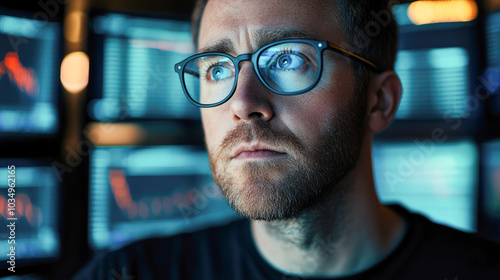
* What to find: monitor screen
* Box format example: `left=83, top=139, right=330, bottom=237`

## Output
left=372, top=140, right=478, bottom=232
left=394, top=47, right=471, bottom=120
left=482, top=140, right=500, bottom=223
left=89, top=146, right=239, bottom=250
left=484, top=11, right=500, bottom=102
left=88, top=13, right=199, bottom=121
left=0, top=11, right=61, bottom=136
left=486, top=11, right=500, bottom=69
left=391, top=3, right=478, bottom=121
left=0, top=160, right=60, bottom=270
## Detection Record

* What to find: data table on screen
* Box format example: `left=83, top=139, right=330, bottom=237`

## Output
left=88, top=13, right=199, bottom=121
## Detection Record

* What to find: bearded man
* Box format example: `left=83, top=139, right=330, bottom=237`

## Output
left=74, top=1, right=500, bottom=279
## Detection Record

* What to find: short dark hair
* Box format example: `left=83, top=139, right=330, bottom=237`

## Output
left=190, top=0, right=399, bottom=72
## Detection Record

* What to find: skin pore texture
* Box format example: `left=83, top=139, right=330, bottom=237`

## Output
left=199, top=0, right=406, bottom=277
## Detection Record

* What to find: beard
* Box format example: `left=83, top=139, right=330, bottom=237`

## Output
left=208, top=90, right=367, bottom=221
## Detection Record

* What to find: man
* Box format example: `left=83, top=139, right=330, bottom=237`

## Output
left=75, top=0, right=500, bottom=279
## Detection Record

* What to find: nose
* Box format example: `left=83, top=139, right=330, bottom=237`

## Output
left=229, top=62, right=274, bottom=123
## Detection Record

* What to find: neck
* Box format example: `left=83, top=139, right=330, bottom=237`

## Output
left=250, top=136, right=407, bottom=277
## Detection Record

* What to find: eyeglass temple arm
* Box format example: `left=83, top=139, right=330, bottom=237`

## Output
left=326, top=42, right=379, bottom=71
left=184, top=69, right=200, bottom=78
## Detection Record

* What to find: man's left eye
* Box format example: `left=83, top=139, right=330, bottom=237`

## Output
left=272, top=54, right=305, bottom=70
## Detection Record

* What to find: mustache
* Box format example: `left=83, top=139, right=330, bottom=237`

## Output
left=214, top=120, right=304, bottom=159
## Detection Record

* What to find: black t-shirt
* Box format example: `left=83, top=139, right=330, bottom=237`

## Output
left=73, top=205, right=500, bottom=280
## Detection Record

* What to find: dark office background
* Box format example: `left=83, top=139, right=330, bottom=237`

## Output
left=0, top=0, right=499, bottom=279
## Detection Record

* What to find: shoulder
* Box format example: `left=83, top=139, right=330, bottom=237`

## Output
left=389, top=205, right=500, bottom=279
left=409, top=209, right=500, bottom=260
left=72, top=218, right=248, bottom=280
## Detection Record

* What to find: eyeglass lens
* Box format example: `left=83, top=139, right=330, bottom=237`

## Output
left=182, top=42, right=320, bottom=106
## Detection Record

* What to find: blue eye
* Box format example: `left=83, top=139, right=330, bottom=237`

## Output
left=208, top=65, right=232, bottom=81
left=271, top=53, right=305, bottom=70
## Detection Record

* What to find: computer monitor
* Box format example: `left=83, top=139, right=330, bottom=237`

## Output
left=0, top=159, right=60, bottom=270
left=0, top=10, right=61, bottom=136
left=392, top=3, right=479, bottom=121
left=485, top=11, right=500, bottom=115
left=486, top=11, right=500, bottom=69
left=87, top=12, right=199, bottom=121
left=372, top=140, right=478, bottom=232
left=89, top=145, right=239, bottom=250
left=394, top=47, right=471, bottom=120
left=482, top=140, right=500, bottom=230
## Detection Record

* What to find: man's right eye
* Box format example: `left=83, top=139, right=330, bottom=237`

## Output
left=206, top=65, right=233, bottom=82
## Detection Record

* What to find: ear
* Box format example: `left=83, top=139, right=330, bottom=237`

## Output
left=367, top=71, right=402, bottom=133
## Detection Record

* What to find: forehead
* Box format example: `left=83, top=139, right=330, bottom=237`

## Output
left=198, top=0, right=346, bottom=52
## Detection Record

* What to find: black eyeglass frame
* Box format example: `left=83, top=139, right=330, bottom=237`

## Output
left=174, top=38, right=379, bottom=108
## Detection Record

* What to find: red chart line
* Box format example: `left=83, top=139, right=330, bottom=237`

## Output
left=1, top=51, right=39, bottom=96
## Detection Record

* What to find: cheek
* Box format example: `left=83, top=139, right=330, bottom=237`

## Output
left=276, top=98, right=332, bottom=149
left=201, top=109, right=226, bottom=153
left=279, top=63, right=356, bottom=145
left=313, top=61, right=357, bottom=118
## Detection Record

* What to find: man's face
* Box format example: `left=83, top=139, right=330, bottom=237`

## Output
left=199, top=0, right=367, bottom=220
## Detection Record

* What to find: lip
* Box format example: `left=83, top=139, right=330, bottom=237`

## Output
left=231, top=143, right=286, bottom=160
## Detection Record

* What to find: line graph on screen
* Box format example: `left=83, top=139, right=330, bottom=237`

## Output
left=0, top=51, right=39, bottom=96
left=108, top=169, right=220, bottom=221
left=0, top=192, right=43, bottom=227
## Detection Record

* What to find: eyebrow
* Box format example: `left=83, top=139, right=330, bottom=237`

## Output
left=198, top=28, right=317, bottom=54
left=256, top=28, right=316, bottom=47
left=198, top=39, right=234, bottom=54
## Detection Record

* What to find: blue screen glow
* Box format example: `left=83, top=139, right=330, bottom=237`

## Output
left=486, top=12, right=500, bottom=68
left=0, top=14, right=60, bottom=135
left=0, top=161, right=59, bottom=262
left=373, top=140, right=478, bottom=232
left=483, top=140, right=500, bottom=220
left=394, top=47, right=470, bottom=120
left=89, top=14, right=198, bottom=121
left=89, top=146, right=239, bottom=250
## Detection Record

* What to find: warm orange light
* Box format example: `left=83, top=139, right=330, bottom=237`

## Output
left=485, top=0, right=500, bottom=12
left=85, top=123, right=147, bottom=146
left=408, top=0, right=478, bottom=25
left=60, top=51, right=89, bottom=93
left=65, top=11, right=88, bottom=43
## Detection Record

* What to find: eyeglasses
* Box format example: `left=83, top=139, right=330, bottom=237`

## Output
left=174, top=39, right=379, bottom=108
